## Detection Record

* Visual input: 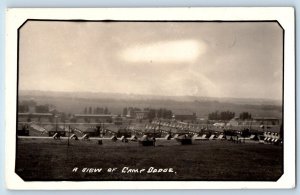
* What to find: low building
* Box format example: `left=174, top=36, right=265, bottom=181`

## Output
left=253, top=117, right=281, bottom=125
left=112, top=116, right=123, bottom=125
left=18, top=113, right=54, bottom=123
left=173, top=113, right=197, bottom=121
left=144, top=129, right=162, bottom=138
left=227, top=117, right=281, bottom=127
left=83, top=127, right=100, bottom=137
left=117, top=128, right=132, bottom=138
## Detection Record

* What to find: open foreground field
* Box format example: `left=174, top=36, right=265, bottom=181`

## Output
left=16, top=139, right=283, bottom=181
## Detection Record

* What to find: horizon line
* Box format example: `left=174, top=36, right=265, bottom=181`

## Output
left=19, top=89, right=282, bottom=102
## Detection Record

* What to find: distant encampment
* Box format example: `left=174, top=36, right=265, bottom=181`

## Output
left=18, top=90, right=282, bottom=119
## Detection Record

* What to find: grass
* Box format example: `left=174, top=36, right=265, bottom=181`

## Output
left=15, top=139, right=283, bottom=181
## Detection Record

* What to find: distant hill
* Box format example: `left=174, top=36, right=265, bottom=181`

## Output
left=18, top=90, right=282, bottom=118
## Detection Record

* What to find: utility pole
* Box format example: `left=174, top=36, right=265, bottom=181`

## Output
left=68, top=125, right=70, bottom=146
left=55, top=115, right=58, bottom=134
left=100, top=122, right=102, bottom=138
left=158, top=120, right=161, bottom=135
left=206, top=120, right=209, bottom=130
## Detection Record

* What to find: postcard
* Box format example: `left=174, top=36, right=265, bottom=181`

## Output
left=5, top=7, right=295, bottom=189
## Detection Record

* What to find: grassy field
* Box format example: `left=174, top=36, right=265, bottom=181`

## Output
left=16, top=138, right=283, bottom=181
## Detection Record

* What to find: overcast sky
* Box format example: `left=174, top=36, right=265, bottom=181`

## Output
left=19, top=21, right=283, bottom=100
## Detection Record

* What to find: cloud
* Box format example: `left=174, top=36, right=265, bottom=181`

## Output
left=120, top=40, right=206, bottom=63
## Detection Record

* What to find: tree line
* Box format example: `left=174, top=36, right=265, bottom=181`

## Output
left=122, top=107, right=173, bottom=120
left=208, top=110, right=253, bottom=121
left=83, top=106, right=110, bottom=114
left=146, top=108, right=173, bottom=120
left=208, top=110, right=235, bottom=121
left=18, top=100, right=51, bottom=113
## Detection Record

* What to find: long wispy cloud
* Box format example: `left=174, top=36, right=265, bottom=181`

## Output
left=120, top=40, right=206, bottom=64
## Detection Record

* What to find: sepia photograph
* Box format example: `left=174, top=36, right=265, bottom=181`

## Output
left=5, top=8, right=295, bottom=189
left=15, top=19, right=284, bottom=181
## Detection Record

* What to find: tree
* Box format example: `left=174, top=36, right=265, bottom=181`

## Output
left=18, top=104, right=29, bottom=113
left=94, top=107, right=99, bottom=114
left=208, top=111, right=219, bottom=120
left=157, top=109, right=163, bottom=118
left=148, top=109, right=156, bottom=120
left=208, top=110, right=235, bottom=121
left=220, top=111, right=235, bottom=120
left=163, top=109, right=173, bottom=119
left=94, top=107, right=103, bottom=114
left=104, top=107, right=109, bottom=114
left=22, top=100, right=37, bottom=107
left=88, top=107, right=92, bottom=114
left=146, top=108, right=173, bottom=120
left=35, top=105, right=49, bottom=113
left=99, top=107, right=104, bottom=114
left=123, top=107, right=128, bottom=116
left=60, top=112, right=66, bottom=123
left=70, top=118, right=77, bottom=123
left=239, top=112, right=252, bottom=120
